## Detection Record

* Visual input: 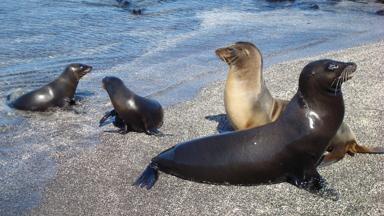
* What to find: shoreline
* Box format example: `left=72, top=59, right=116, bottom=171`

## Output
left=28, top=41, right=384, bottom=215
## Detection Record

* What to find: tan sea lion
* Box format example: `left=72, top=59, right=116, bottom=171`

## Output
left=134, top=59, right=358, bottom=200
left=216, top=42, right=384, bottom=166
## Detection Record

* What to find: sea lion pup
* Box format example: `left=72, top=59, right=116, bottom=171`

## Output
left=99, top=76, right=164, bottom=135
left=10, top=63, right=92, bottom=111
left=134, top=59, right=356, bottom=199
left=216, top=42, right=384, bottom=166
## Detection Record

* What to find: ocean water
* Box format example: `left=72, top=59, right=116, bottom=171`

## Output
left=0, top=0, right=384, bottom=214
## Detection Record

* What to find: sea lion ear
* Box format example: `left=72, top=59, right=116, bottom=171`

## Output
left=244, top=49, right=250, bottom=56
left=328, top=64, right=339, bottom=71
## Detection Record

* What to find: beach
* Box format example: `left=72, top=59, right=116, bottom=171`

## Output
left=25, top=41, right=384, bottom=215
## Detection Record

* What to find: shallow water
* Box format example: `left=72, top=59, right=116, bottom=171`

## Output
left=0, top=0, right=384, bottom=214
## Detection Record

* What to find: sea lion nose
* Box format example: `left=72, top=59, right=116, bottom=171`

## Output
left=345, top=62, right=357, bottom=73
left=215, top=47, right=233, bottom=59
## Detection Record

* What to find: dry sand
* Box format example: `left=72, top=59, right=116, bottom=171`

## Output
left=28, top=41, right=384, bottom=215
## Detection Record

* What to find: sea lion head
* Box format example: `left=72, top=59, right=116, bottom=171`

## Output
left=102, top=76, right=130, bottom=96
left=299, top=59, right=357, bottom=96
left=215, top=42, right=262, bottom=69
left=65, top=63, right=93, bottom=80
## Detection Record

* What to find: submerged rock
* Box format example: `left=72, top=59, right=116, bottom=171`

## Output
left=376, top=9, right=384, bottom=15
left=132, top=9, right=143, bottom=15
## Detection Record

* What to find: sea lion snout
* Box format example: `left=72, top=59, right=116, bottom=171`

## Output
left=344, top=62, right=357, bottom=74
left=80, top=65, right=92, bottom=77
left=68, top=63, right=93, bottom=79
left=215, top=47, right=235, bottom=63
left=343, top=63, right=357, bottom=80
left=83, top=65, right=93, bottom=74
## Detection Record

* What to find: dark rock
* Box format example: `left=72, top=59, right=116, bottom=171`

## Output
left=376, top=9, right=384, bottom=15
left=266, top=0, right=295, bottom=2
left=308, top=4, right=320, bottom=10
left=116, top=0, right=130, bottom=8
left=132, top=9, right=143, bottom=15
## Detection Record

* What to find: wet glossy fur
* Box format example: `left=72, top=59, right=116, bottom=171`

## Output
left=134, top=59, right=356, bottom=200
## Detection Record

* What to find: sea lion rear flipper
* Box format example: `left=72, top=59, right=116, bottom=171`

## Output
left=287, top=170, right=339, bottom=201
left=99, top=109, right=117, bottom=127
left=133, top=163, right=159, bottom=190
left=320, top=141, right=384, bottom=167
left=346, top=142, right=384, bottom=155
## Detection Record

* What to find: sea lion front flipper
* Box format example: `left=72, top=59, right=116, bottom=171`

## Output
left=104, top=125, right=130, bottom=134
left=287, top=170, right=339, bottom=201
left=145, top=128, right=162, bottom=136
left=58, top=97, right=74, bottom=108
left=61, top=97, right=77, bottom=106
left=118, top=124, right=130, bottom=134
left=67, top=98, right=76, bottom=106
left=99, top=109, right=117, bottom=127
left=145, top=128, right=169, bottom=137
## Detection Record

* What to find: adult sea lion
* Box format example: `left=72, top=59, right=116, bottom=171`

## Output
left=99, top=76, right=164, bottom=135
left=217, top=42, right=287, bottom=130
left=134, top=59, right=356, bottom=200
left=216, top=42, right=384, bottom=166
left=10, top=63, right=92, bottom=111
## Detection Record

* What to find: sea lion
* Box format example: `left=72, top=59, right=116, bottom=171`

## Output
left=217, top=42, right=287, bottom=130
left=99, top=76, right=164, bottom=135
left=216, top=42, right=384, bottom=166
left=134, top=59, right=356, bottom=200
left=10, top=63, right=92, bottom=111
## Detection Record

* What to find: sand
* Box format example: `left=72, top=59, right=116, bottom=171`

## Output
left=28, top=41, right=384, bottom=215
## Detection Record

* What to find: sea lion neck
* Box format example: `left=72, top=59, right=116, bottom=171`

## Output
left=298, top=80, right=344, bottom=108
left=107, top=84, right=133, bottom=100
left=228, top=54, right=263, bottom=85
left=54, top=70, right=79, bottom=97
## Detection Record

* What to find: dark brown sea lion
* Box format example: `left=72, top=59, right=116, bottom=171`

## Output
left=134, top=59, right=356, bottom=200
left=10, top=63, right=92, bottom=111
left=99, top=76, right=164, bottom=135
left=216, top=42, right=384, bottom=166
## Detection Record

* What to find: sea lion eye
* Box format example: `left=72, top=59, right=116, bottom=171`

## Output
left=328, top=64, right=339, bottom=71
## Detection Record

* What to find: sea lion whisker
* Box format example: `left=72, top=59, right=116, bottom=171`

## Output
left=340, top=71, right=345, bottom=85
left=330, top=78, right=338, bottom=88
left=335, top=77, right=342, bottom=95
left=228, top=56, right=239, bottom=65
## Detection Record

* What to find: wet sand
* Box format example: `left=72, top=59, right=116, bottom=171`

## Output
left=29, top=41, right=384, bottom=215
